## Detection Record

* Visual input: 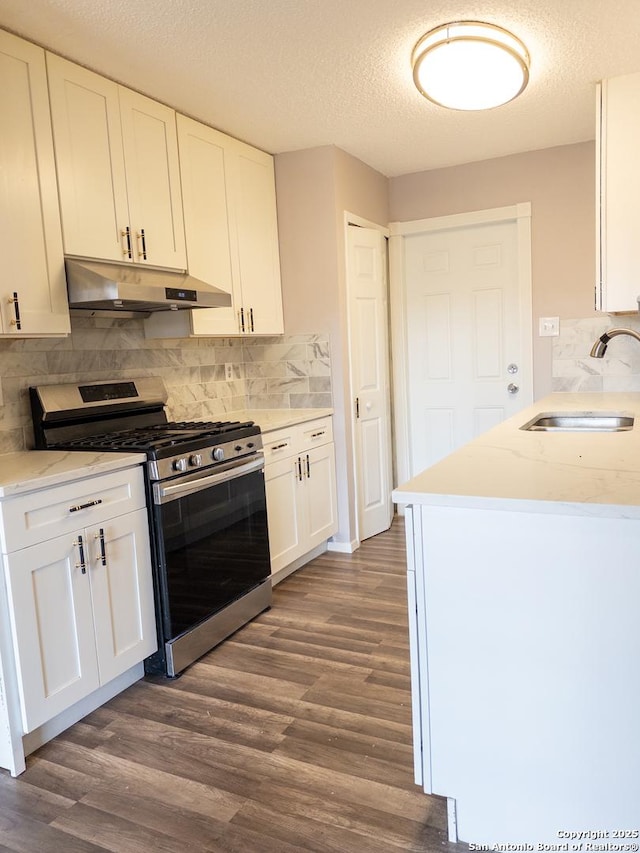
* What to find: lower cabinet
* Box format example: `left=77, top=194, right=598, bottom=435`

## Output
left=264, top=417, right=338, bottom=576
left=4, top=508, right=156, bottom=732
left=0, top=465, right=156, bottom=742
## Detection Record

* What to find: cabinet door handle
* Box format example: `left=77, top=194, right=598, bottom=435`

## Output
left=121, top=226, right=132, bottom=259
left=69, top=498, right=103, bottom=513
left=239, top=307, right=245, bottom=333
left=355, top=397, right=360, bottom=419
left=297, top=457, right=303, bottom=481
left=306, top=453, right=310, bottom=478
left=249, top=307, right=255, bottom=332
left=8, top=292, right=21, bottom=330
left=96, top=528, right=107, bottom=566
left=74, top=534, right=87, bottom=574
left=137, top=228, right=147, bottom=260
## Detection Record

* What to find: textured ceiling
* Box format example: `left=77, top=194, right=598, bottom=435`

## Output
left=2, top=0, right=640, bottom=177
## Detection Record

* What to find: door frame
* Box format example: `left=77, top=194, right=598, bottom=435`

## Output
left=389, top=203, right=533, bottom=488
left=343, top=211, right=391, bottom=547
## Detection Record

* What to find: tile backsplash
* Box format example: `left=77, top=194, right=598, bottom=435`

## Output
left=553, top=316, right=640, bottom=392
left=0, top=317, right=332, bottom=453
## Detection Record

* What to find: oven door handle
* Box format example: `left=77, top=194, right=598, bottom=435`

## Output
left=153, top=455, right=265, bottom=504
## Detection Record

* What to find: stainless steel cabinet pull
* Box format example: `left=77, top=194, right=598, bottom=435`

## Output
left=249, top=307, right=254, bottom=332
left=96, top=528, right=107, bottom=566
left=74, top=535, right=87, bottom=574
left=239, top=307, right=245, bottom=333
left=8, top=292, right=21, bottom=330
left=270, top=442, right=288, bottom=451
left=69, top=498, right=103, bottom=513
left=306, top=454, right=310, bottom=478
left=310, top=431, right=325, bottom=438
left=122, top=226, right=132, bottom=259
left=137, top=228, right=147, bottom=260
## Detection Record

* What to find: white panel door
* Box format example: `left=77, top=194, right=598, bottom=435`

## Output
left=4, top=534, right=99, bottom=732
left=305, top=444, right=338, bottom=549
left=88, top=509, right=156, bottom=684
left=404, top=219, right=531, bottom=475
left=233, top=141, right=284, bottom=334
left=119, top=87, right=186, bottom=269
left=46, top=53, right=130, bottom=262
left=265, top=456, right=304, bottom=573
left=177, top=114, right=239, bottom=335
left=0, top=33, right=69, bottom=336
left=347, top=225, right=393, bottom=541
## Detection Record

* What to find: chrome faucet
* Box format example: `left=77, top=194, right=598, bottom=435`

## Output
left=590, top=327, right=640, bottom=358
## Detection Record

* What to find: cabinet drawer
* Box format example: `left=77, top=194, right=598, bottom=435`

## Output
left=0, top=467, right=146, bottom=552
left=299, top=418, right=333, bottom=450
left=262, top=427, right=297, bottom=463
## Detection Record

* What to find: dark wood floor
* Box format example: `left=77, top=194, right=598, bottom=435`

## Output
left=0, top=518, right=466, bottom=852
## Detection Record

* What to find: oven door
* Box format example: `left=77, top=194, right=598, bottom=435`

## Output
left=151, top=454, right=271, bottom=644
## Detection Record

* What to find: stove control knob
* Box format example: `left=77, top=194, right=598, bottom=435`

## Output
left=189, top=454, right=203, bottom=467
left=212, top=447, right=225, bottom=462
left=173, top=458, right=187, bottom=472
left=247, top=442, right=255, bottom=449
left=235, top=445, right=243, bottom=452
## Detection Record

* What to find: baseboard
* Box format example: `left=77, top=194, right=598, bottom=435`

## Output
left=271, top=542, right=328, bottom=585
left=326, top=538, right=359, bottom=554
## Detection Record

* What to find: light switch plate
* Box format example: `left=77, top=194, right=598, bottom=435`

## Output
left=539, top=317, right=560, bottom=337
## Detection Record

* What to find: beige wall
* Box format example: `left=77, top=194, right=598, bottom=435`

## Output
left=389, top=141, right=597, bottom=397
left=274, top=145, right=389, bottom=548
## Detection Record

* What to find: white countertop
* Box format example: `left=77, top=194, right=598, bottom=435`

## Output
left=227, top=408, right=333, bottom=432
left=392, top=393, right=640, bottom=516
left=0, top=451, right=147, bottom=498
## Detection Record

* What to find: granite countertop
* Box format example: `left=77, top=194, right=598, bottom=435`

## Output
left=227, top=408, right=333, bottom=432
left=392, top=392, right=640, bottom=516
left=0, top=451, right=147, bottom=498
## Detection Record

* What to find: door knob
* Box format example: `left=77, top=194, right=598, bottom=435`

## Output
left=507, top=363, right=518, bottom=374
left=507, top=383, right=519, bottom=394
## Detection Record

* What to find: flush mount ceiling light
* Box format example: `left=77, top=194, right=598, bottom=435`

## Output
left=412, top=21, right=530, bottom=111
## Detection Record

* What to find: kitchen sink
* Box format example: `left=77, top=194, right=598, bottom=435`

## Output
left=520, top=412, right=634, bottom=432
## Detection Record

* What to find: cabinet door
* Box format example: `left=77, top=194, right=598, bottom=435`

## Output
left=232, top=140, right=284, bottom=334
left=265, top=456, right=304, bottom=573
left=87, top=509, right=157, bottom=684
left=46, top=54, right=130, bottom=263
left=0, top=32, right=69, bottom=336
left=304, top=443, right=338, bottom=550
left=598, top=74, right=640, bottom=312
left=119, top=87, right=187, bottom=270
left=177, top=115, right=240, bottom=335
left=3, top=534, right=99, bottom=733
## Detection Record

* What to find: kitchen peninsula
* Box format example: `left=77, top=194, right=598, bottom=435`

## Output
left=393, top=393, right=640, bottom=845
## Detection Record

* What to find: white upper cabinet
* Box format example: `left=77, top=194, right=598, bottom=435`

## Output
left=47, top=53, right=186, bottom=270
left=0, top=31, right=70, bottom=336
left=597, top=73, right=640, bottom=312
left=145, top=114, right=283, bottom=337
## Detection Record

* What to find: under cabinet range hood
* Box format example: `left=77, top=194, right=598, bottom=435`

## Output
left=64, top=258, right=232, bottom=315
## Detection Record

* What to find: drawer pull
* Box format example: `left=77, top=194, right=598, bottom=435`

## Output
left=310, top=431, right=326, bottom=438
left=96, top=528, right=107, bottom=566
left=74, top=535, right=87, bottom=575
left=270, top=442, right=289, bottom=451
left=69, top=499, right=103, bottom=513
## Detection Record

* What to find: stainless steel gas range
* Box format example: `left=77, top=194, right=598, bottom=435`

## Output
left=30, top=377, right=271, bottom=677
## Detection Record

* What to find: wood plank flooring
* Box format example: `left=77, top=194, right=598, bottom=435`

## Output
left=0, top=518, right=467, bottom=852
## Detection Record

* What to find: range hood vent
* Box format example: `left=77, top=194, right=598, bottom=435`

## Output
left=65, top=259, right=232, bottom=316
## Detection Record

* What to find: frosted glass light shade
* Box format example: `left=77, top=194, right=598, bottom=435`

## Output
left=412, top=21, right=530, bottom=110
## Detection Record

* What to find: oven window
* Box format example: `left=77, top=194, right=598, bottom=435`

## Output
left=155, top=470, right=270, bottom=640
